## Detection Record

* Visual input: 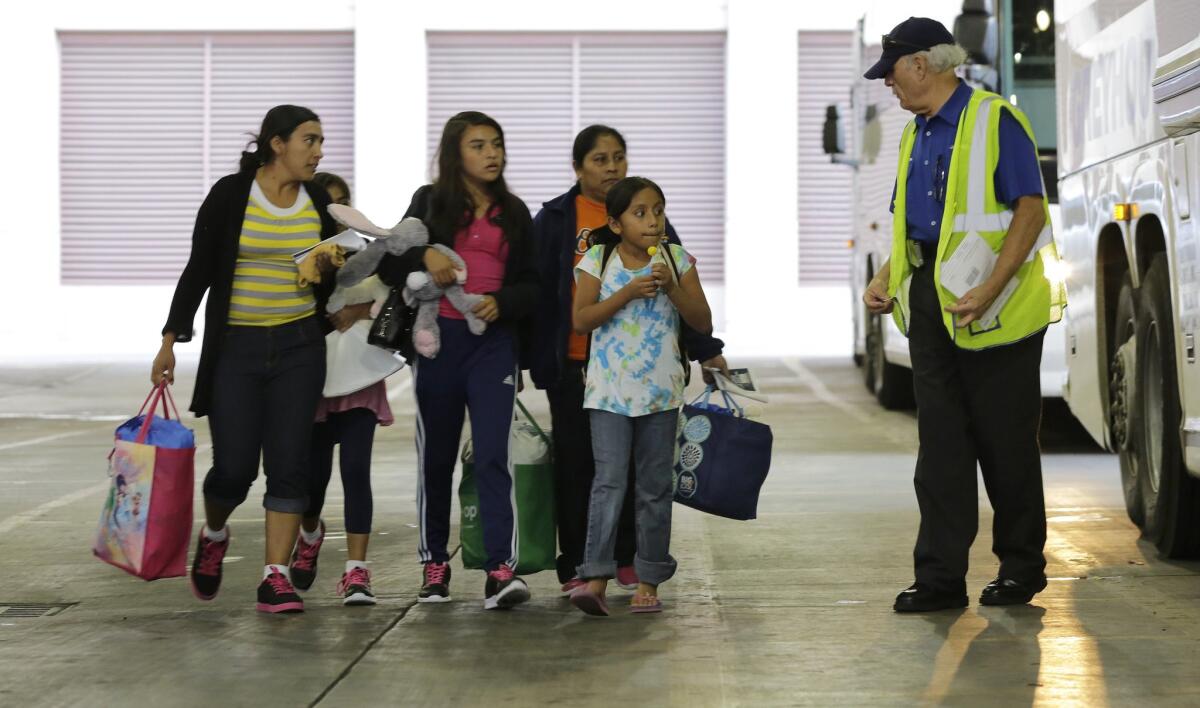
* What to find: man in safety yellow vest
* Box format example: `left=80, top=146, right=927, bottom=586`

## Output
left=862, top=17, right=1067, bottom=612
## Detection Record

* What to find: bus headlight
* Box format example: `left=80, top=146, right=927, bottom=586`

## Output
left=1043, top=254, right=1071, bottom=286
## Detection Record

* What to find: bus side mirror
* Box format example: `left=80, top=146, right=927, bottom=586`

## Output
left=823, top=105, right=844, bottom=155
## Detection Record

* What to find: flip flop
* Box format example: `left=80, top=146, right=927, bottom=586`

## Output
left=570, top=588, right=610, bottom=617
left=630, top=597, right=663, bottom=614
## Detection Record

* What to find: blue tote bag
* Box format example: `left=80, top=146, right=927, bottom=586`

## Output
left=673, top=387, right=773, bottom=520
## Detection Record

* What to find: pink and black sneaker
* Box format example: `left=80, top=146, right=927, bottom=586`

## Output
left=289, top=520, right=325, bottom=591
left=337, top=566, right=377, bottom=606
left=256, top=566, right=304, bottom=614
left=418, top=562, right=451, bottom=603
left=190, top=527, right=230, bottom=601
left=484, top=564, right=530, bottom=611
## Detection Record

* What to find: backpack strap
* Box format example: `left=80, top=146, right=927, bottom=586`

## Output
left=581, top=242, right=620, bottom=378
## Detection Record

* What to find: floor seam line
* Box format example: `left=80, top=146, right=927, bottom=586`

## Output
left=309, top=545, right=461, bottom=707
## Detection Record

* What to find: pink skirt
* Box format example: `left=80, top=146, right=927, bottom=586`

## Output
left=314, top=380, right=394, bottom=426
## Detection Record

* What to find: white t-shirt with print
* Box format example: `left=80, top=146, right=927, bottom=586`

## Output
left=575, top=243, right=696, bottom=417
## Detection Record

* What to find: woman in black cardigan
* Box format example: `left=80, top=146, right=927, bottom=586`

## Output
left=152, top=105, right=339, bottom=614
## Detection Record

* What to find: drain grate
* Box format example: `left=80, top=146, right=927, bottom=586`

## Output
left=0, top=603, right=75, bottom=618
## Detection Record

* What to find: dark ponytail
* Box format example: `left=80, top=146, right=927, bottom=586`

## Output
left=239, top=104, right=321, bottom=173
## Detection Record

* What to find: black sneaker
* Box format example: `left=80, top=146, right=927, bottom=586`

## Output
left=484, top=564, right=530, bottom=610
left=289, top=520, right=325, bottom=591
left=256, top=566, right=304, bottom=614
left=190, top=527, right=230, bottom=601
left=337, top=566, right=377, bottom=606
left=418, top=562, right=451, bottom=603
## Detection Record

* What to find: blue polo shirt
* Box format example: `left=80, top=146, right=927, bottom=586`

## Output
left=891, top=81, right=1044, bottom=244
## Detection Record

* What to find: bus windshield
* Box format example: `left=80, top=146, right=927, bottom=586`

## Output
left=1001, top=0, right=1057, bottom=197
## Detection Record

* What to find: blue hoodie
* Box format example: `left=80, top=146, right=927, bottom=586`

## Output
left=529, top=183, right=724, bottom=390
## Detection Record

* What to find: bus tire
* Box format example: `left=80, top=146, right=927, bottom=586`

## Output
left=867, top=312, right=915, bottom=410
left=1136, top=254, right=1200, bottom=557
left=1109, top=276, right=1144, bottom=526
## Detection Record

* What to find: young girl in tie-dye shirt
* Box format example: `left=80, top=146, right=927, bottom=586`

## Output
left=569, top=176, right=713, bottom=616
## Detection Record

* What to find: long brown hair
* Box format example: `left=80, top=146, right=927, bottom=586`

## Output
left=428, top=111, right=528, bottom=247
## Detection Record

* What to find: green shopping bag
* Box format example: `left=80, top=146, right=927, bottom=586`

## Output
left=458, top=399, right=556, bottom=574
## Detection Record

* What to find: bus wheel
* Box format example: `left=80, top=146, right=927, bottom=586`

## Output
left=1108, top=276, right=1144, bottom=526
left=867, top=313, right=915, bottom=410
left=1136, top=254, right=1200, bottom=557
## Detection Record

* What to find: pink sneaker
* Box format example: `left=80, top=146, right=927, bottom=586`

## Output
left=616, top=565, right=639, bottom=590
left=560, top=577, right=587, bottom=597
left=289, top=520, right=325, bottom=591
left=337, top=566, right=377, bottom=606
left=190, top=528, right=230, bottom=601
left=256, top=567, right=304, bottom=614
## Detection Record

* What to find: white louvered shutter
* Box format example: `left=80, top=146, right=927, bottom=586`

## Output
left=797, top=31, right=855, bottom=284
left=426, top=34, right=575, bottom=211
left=426, top=32, right=726, bottom=283
left=59, top=32, right=354, bottom=285
left=60, top=34, right=206, bottom=284
left=208, top=33, right=355, bottom=189
left=580, top=34, right=726, bottom=284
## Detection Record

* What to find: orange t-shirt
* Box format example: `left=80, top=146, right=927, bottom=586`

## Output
left=568, top=195, right=608, bottom=361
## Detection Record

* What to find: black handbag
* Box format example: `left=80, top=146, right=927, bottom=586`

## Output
left=368, top=287, right=418, bottom=364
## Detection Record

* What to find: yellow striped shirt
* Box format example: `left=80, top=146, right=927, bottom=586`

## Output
left=228, top=182, right=322, bottom=327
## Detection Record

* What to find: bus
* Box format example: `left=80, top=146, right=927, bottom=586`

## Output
left=1053, top=0, right=1200, bottom=556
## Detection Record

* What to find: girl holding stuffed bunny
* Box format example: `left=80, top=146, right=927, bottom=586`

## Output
left=288, top=172, right=397, bottom=606
left=375, top=111, right=539, bottom=610
left=569, top=177, right=712, bottom=616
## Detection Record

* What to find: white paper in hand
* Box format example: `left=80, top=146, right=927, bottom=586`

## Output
left=709, top=367, right=769, bottom=403
left=975, top=275, right=1019, bottom=330
left=939, top=232, right=996, bottom=298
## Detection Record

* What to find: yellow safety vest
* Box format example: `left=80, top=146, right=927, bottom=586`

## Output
left=888, top=89, right=1067, bottom=349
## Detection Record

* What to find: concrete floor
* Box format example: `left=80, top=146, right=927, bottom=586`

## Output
left=0, top=357, right=1197, bottom=707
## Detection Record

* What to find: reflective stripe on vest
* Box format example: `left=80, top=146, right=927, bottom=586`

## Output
left=953, top=96, right=1053, bottom=262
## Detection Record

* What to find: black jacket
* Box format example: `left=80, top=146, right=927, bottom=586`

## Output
left=163, top=171, right=339, bottom=416
left=528, top=183, right=724, bottom=390
left=375, top=184, right=540, bottom=363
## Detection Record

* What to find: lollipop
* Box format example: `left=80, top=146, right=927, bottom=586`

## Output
left=647, top=246, right=658, bottom=257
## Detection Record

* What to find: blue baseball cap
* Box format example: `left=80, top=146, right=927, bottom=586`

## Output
left=863, top=17, right=956, bottom=80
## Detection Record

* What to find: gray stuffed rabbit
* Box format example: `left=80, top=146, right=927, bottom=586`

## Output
left=328, top=204, right=486, bottom=358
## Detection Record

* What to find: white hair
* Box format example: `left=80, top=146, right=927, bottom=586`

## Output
left=909, top=43, right=969, bottom=74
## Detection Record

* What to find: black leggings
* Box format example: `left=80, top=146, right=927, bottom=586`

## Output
left=306, top=407, right=377, bottom=534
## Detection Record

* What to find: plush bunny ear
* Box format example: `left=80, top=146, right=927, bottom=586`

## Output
left=327, top=204, right=394, bottom=238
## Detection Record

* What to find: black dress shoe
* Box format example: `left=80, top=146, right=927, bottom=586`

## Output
left=893, top=583, right=968, bottom=613
left=978, top=577, right=1046, bottom=606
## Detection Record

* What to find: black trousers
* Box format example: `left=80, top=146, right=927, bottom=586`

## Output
left=307, top=407, right=377, bottom=534
left=205, top=316, right=326, bottom=514
left=546, top=360, right=636, bottom=583
left=907, top=259, right=1047, bottom=591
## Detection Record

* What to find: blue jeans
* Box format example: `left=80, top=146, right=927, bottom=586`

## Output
left=578, top=408, right=678, bottom=586
left=205, top=316, right=326, bottom=514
